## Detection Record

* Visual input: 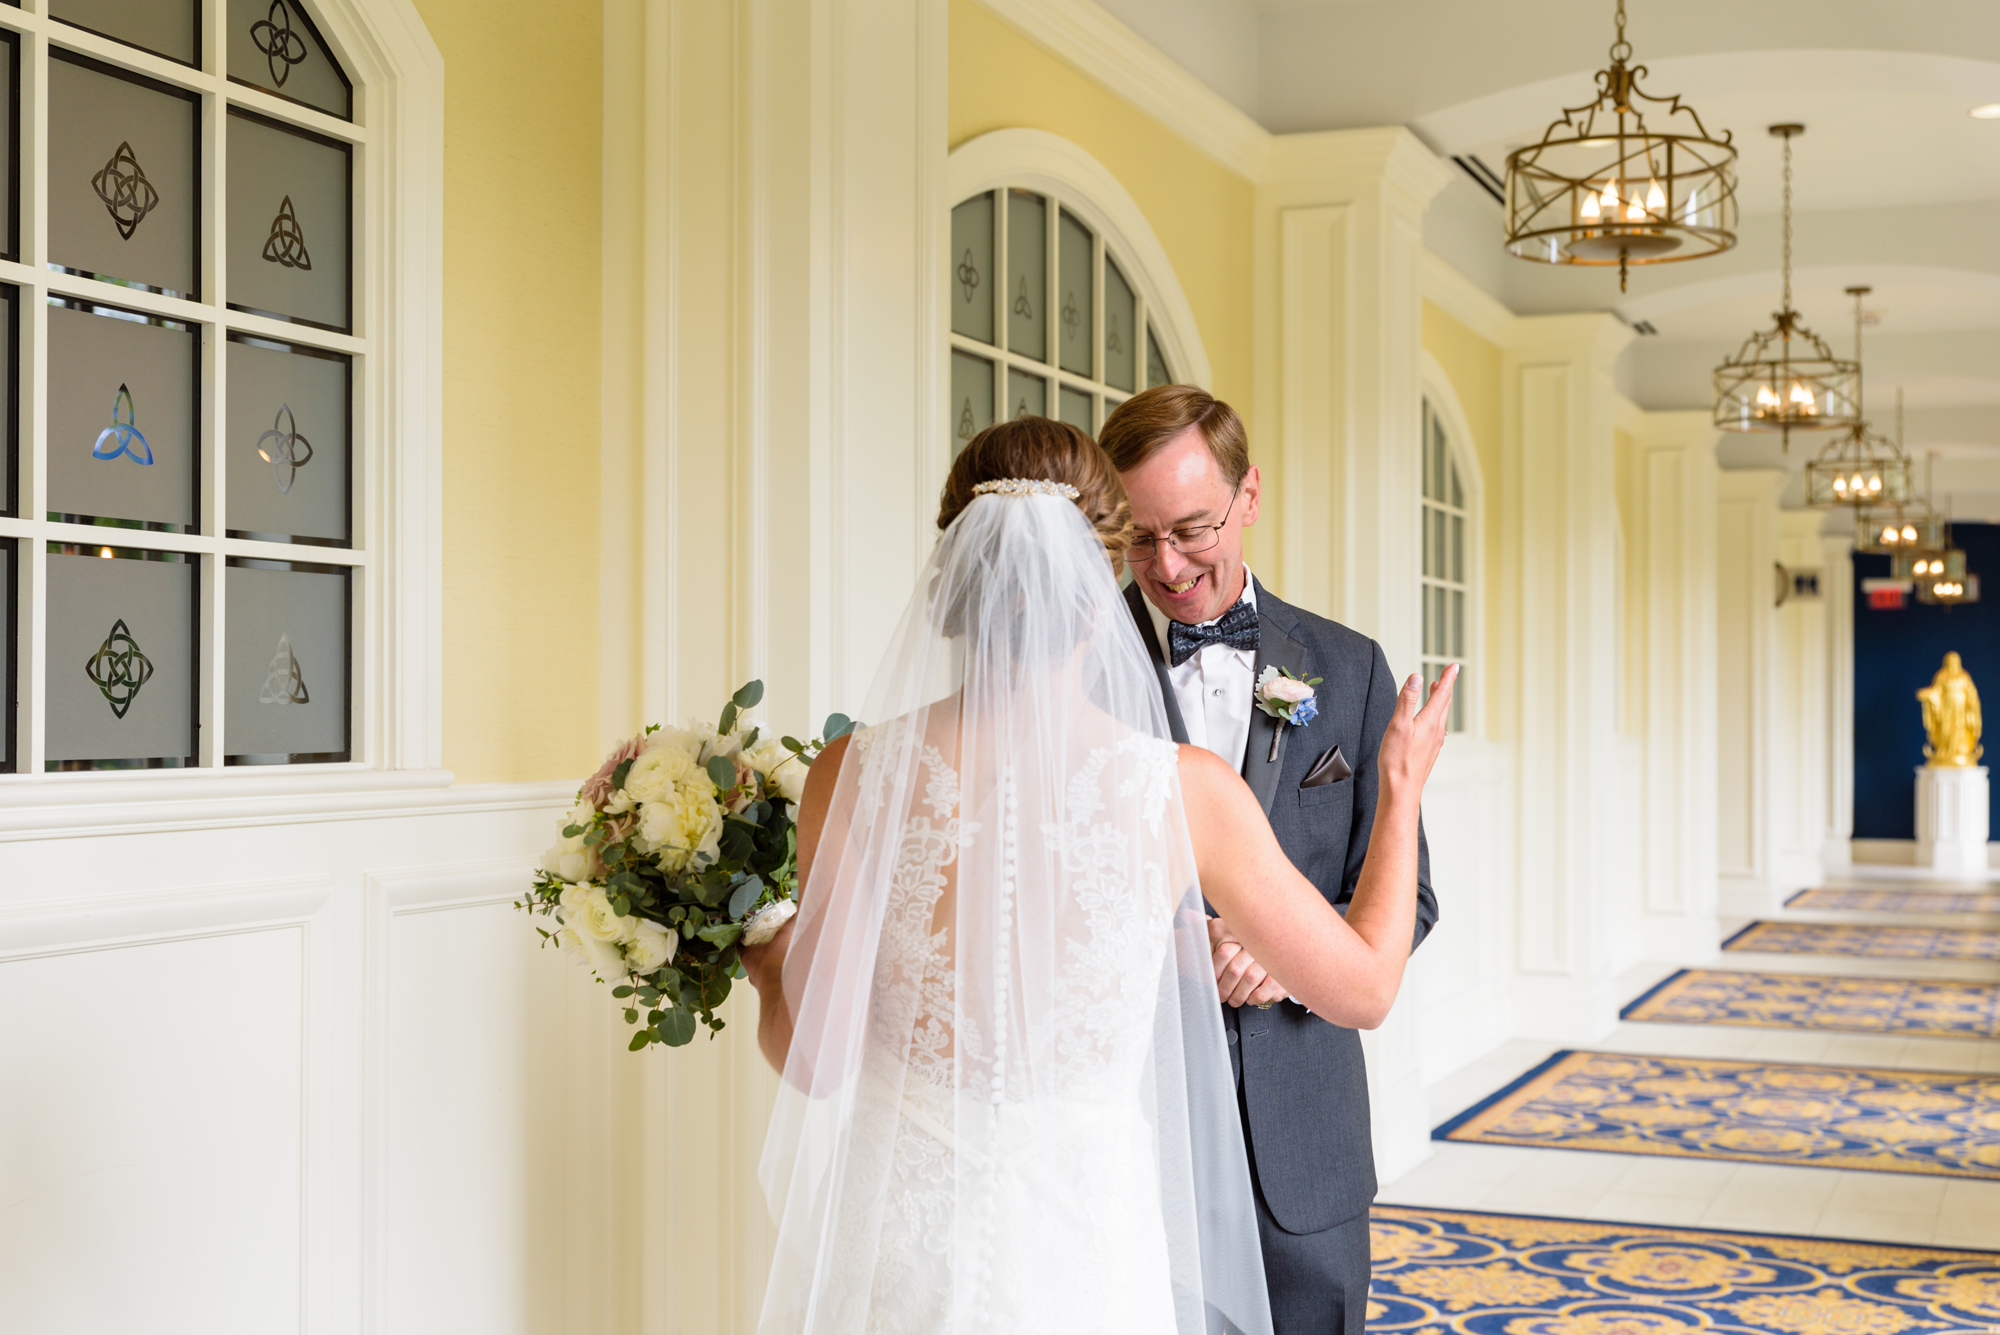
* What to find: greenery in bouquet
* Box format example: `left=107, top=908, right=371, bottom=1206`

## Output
left=519, top=681, right=858, bottom=1049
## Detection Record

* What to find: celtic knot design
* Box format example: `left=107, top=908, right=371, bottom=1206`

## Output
left=93, top=383, right=153, bottom=466
left=1107, top=313, right=1124, bottom=355
left=250, top=0, right=310, bottom=87
left=84, top=618, right=154, bottom=719
left=1013, top=275, right=1033, bottom=320
left=956, top=248, right=980, bottom=304
left=91, top=141, right=159, bottom=241
left=256, top=403, right=314, bottom=493
left=1014, top=396, right=1029, bottom=420
left=957, top=397, right=975, bottom=441
left=1061, top=291, right=1080, bottom=342
left=263, top=196, right=313, bottom=270
left=259, top=633, right=310, bottom=706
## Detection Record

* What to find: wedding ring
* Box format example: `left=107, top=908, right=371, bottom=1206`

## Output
left=1256, top=1002, right=1273, bottom=1010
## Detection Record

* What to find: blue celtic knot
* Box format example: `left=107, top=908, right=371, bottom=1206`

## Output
left=256, top=403, right=314, bottom=494
left=92, top=383, right=153, bottom=465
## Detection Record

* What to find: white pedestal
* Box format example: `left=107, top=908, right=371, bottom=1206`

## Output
left=1914, top=765, right=1989, bottom=879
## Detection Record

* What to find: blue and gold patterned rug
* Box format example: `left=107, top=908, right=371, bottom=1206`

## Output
left=1369, top=1206, right=2000, bottom=1335
left=1789, top=887, right=2000, bottom=914
left=1724, top=920, right=2000, bottom=961
left=1435, top=1052, right=2000, bottom=1178
left=1623, top=969, right=2000, bottom=1039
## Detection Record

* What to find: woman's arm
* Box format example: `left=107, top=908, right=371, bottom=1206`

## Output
left=1184, top=666, right=1453, bottom=1030
left=740, top=732, right=851, bottom=1074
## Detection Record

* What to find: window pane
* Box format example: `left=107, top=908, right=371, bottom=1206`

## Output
left=225, top=560, right=350, bottom=763
left=46, top=298, right=198, bottom=530
left=1450, top=588, right=1465, bottom=657
left=1006, top=190, right=1045, bottom=361
left=1449, top=680, right=1464, bottom=733
left=1451, top=513, right=1464, bottom=583
left=48, top=52, right=198, bottom=298
left=1057, top=210, right=1093, bottom=377
left=0, top=35, right=16, bottom=261
left=1058, top=385, right=1093, bottom=433
left=950, top=351, right=993, bottom=454
left=1103, top=258, right=1136, bottom=392
left=1146, top=325, right=1170, bottom=390
left=46, top=546, right=196, bottom=767
left=227, top=334, right=350, bottom=543
left=227, top=0, right=353, bottom=120
left=1008, top=369, right=1046, bottom=421
left=0, top=286, right=15, bottom=516
left=1, top=538, right=13, bottom=772
left=1420, top=507, right=1435, bottom=578
left=227, top=109, right=351, bottom=332
left=949, top=192, right=994, bottom=345
left=1422, top=583, right=1435, bottom=655
left=52, top=0, right=198, bottom=64
left=1450, top=456, right=1464, bottom=509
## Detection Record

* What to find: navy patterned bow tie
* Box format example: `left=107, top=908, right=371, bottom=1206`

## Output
left=1167, top=599, right=1259, bottom=667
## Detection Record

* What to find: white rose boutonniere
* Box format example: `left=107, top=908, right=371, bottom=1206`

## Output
left=1254, top=665, right=1323, bottom=761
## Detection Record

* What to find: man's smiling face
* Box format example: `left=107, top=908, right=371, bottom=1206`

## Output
left=1119, top=424, right=1260, bottom=626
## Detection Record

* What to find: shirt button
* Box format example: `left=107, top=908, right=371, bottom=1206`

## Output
left=1212, top=688, right=1224, bottom=697
left=1226, top=1030, right=1238, bottom=1046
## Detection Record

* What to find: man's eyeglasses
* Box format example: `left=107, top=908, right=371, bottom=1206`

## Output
left=1126, top=489, right=1239, bottom=560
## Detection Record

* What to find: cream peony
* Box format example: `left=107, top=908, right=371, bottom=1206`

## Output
left=561, top=882, right=628, bottom=944
left=540, top=800, right=599, bottom=882
left=623, top=918, right=678, bottom=973
left=745, top=737, right=809, bottom=806
left=624, top=741, right=699, bottom=804
left=558, top=921, right=631, bottom=982
left=1257, top=667, right=1315, bottom=704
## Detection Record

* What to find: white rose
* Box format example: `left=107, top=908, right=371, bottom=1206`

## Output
left=562, top=884, right=628, bottom=944
left=745, top=738, right=809, bottom=806
left=623, top=918, right=678, bottom=973
left=742, top=898, right=798, bottom=946
left=558, top=923, right=630, bottom=983
left=540, top=801, right=599, bottom=881
left=1258, top=668, right=1314, bottom=704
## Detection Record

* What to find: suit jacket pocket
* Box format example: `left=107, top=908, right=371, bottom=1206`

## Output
left=1297, top=775, right=1350, bottom=806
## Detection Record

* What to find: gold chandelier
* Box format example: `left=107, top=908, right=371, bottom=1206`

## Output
left=1503, top=0, right=1738, bottom=291
left=1713, top=129, right=1862, bottom=446
left=1804, top=289, right=1908, bottom=508
left=1854, top=392, right=1939, bottom=558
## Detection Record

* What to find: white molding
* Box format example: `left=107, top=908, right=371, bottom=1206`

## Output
left=970, top=0, right=1271, bottom=181
left=1419, top=249, right=1517, bottom=346
left=0, top=874, right=337, bottom=957
left=946, top=128, right=1213, bottom=391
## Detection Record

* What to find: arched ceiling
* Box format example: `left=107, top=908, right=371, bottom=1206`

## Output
left=1094, top=0, right=2000, bottom=470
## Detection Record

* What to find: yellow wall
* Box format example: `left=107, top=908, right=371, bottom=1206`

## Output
left=950, top=0, right=1255, bottom=420
left=1420, top=300, right=1502, bottom=734
left=414, top=0, right=603, bottom=783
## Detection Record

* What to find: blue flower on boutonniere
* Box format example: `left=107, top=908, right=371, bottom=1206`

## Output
left=1255, top=665, right=1322, bottom=760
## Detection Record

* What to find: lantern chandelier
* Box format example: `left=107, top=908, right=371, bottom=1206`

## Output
left=1503, top=0, right=1738, bottom=291
left=1713, top=126, right=1862, bottom=447
left=1855, top=391, right=1940, bottom=558
left=1804, top=287, right=1909, bottom=510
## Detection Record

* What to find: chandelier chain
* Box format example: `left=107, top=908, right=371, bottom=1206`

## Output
left=1781, top=130, right=1794, bottom=311
left=1610, top=0, right=1631, bottom=62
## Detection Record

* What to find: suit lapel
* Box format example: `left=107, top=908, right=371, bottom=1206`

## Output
left=1124, top=581, right=1191, bottom=745
left=1244, top=584, right=1309, bottom=816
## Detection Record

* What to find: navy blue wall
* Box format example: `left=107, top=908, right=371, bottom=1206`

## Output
left=1852, top=522, right=2000, bottom=838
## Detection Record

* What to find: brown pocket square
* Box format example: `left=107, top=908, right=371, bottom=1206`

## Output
left=1302, top=746, right=1352, bottom=787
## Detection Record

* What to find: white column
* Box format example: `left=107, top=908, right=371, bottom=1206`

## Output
left=1822, top=529, right=1856, bottom=869
left=1773, top=509, right=1832, bottom=891
left=1499, top=314, right=1633, bottom=1041
left=1714, top=470, right=1786, bottom=916
left=1916, top=767, right=1991, bottom=877
left=1630, top=411, right=1721, bottom=962
left=600, top=1, right=945, bottom=1327
left=1251, top=127, right=1452, bottom=1184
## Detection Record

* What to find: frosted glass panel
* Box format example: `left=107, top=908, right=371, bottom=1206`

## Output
left=48, top=53, right=198, bottom=297
left=1006, top=191, right=1045, bottom=361
left=46, top=299, right=198, bottom=529
left=0, top=36, right=16, bottom=260
left=1059, top=386, right=1093, bottom=433
left=225, top=561, right=348, bottom=762
left=227, top=0, right=352, bottom=119
left=1007, top=369, right=1045, bottom=421
left=51, top=0, right=197, bottom=64
left=0, top=286, right=14, bottom=516
left=949, top=192, right=993, bottom=345
left=1104, top=258, right=1136, bottom=392
left=227, top=335, right=349, bottom=543
left=227, top=109, right=350, bottom=332
left=950, top=351, right=993, bottom=454
left=1147, top=326, right=1171, bottom=390
left=46, top=548, right=195, bottom=766
left=1057, top=210, right=1093, bottom=376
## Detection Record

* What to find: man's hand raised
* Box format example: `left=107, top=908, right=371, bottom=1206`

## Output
left=1208, top=915, right=1289, bottom=1009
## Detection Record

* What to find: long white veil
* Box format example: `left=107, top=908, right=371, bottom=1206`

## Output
left=758, top=487, right=1273, bottom=1335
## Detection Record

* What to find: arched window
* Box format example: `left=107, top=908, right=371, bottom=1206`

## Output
left=1420, top=394, right=1472, bottom=733
left=0, top=0, right=441, bottom=778
left=944, top=130, right=1209, bottom=453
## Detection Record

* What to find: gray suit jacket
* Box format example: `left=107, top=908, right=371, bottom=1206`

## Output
left=1125, top=578, right=1437, bottom=1234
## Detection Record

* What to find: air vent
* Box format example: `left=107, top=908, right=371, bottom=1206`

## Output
left=1632, top=320, right=1658, bottom=336
left=1451, top=154, right=1506, bottom=206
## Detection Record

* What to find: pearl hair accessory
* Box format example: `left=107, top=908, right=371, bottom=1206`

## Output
left=970, top=478, right=1082, bottom=500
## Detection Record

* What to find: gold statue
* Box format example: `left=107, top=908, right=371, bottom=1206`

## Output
left=1918, top=652, right=1983, bottom=767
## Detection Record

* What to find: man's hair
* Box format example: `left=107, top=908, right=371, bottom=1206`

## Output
left=1099, top=384, right=1249, bottom=489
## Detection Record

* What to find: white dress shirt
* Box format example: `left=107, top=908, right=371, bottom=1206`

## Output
left=1145, top=573, right=1258, bottom=772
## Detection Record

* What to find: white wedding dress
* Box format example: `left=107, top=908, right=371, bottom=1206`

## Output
left=758, top=488, right=1272, bottom=1335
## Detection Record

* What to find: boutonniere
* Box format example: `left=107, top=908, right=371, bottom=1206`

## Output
left=1255, top=665, right=1322, bottom=760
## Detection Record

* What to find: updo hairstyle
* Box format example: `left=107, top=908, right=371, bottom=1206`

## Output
left=937, top=416, right=1134, bottom=558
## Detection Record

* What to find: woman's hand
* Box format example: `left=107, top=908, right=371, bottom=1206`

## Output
left=1376, top=664, right=1456, bottom=803
left=740, top=917, right=794, bottom=997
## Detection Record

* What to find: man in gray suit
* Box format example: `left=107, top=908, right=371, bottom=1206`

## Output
left=1101, top=385, right=1437, bottom=1335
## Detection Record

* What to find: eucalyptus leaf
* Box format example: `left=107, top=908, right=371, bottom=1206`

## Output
left=628, top=1032, right=651, bottom=1052
left=728, top=878, right=763, bottom=919
left=612, top=758, right=635, bottom=792
left=706, top=755, right=737, bottom=791
left=823, top=713, right=853, bottom=742
left=659, top=1008, right=698, bottom=1046
left=718, top=701, right=740, bottom=736
left=733, top=680, right=765, bottom=709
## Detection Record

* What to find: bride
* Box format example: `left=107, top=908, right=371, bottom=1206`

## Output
left=742, top=416, right=1453, bottom=1335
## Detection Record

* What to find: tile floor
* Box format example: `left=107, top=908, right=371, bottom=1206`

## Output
left=1380, top=899, right=2000, bottom=1251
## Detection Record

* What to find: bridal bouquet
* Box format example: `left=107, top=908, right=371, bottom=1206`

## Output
left=519, top=681, right=857, bottom=1049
